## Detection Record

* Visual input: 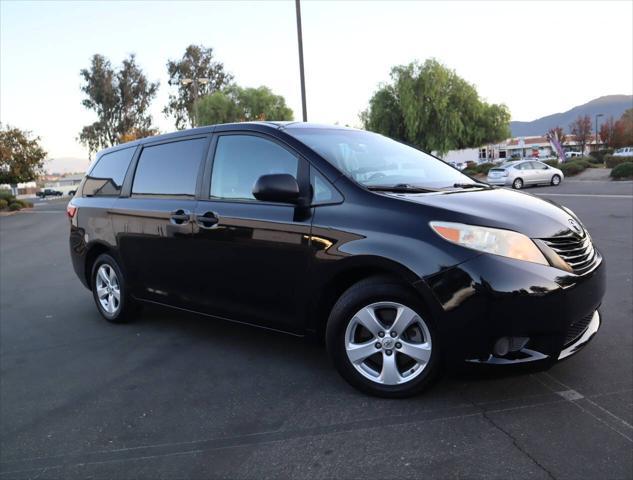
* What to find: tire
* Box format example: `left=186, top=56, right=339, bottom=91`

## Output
left=326, top=276, right=440, bottom=398
left=512, top=177, right=524, bottom=189
left=91, top=253, right=139, bottom=323
left=551, top=174, right=561, bottom=186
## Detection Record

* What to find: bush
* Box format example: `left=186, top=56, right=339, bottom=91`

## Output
left=463, top=168, right=478, bottom=176
left=605, top=155, right=631, bottom=168
left=574, top=157, right=595, bottom=169
left=0, top=199, right=7, bottom=209
left=475, top=162, right=495, bottom=175
left=610, top=162, right=633, bottom=179
left=15, top=199, right=33, bottom=208
left=560, top=161, right=587, bottom=176
left=589, top=149, right=613, bottom=164
left=8, top=202, right=22, bottom=211
left=0, top=190, right=15, bottom=204
left=544, top=159, right=560, bottom=168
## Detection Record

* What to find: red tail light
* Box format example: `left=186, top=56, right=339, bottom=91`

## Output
left=66, top=204, right=77, bottom=219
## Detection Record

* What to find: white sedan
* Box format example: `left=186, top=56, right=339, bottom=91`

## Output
left=487, top=160, right=564, bottom=189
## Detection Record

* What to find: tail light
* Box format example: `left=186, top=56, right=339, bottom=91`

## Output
left=66, top=204, right=77, bottom=219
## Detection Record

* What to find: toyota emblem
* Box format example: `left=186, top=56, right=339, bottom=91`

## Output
left=568, top=218, right=583, bottom=235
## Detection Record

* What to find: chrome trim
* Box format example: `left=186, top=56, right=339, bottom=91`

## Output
left=466, top=348, right=549, bottom=365
left=558, top=310, right=600, bottom=360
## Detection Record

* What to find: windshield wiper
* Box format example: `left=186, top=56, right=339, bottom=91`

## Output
left=367, top=183, right=438, bottom=193
left=452, top=182, right=493, bottom=190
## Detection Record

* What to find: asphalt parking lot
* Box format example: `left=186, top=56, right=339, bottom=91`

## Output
left=1, top=180, right=632, bottom=479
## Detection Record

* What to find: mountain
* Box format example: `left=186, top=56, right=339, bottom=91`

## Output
left=510, top=95, right=633, bottom=137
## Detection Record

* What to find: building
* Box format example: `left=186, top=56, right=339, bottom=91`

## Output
left=466, top=134, right=605, bottom=164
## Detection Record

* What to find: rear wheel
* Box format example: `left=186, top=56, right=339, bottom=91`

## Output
left=551, top=174, right=561, bottom=186
left=326, top=277, right=440, bottom=397
left=91, top=253, right=138, bottom=323
left=512, top=177, right=524, bottom=189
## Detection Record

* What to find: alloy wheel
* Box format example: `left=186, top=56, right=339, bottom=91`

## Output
left=344, top=302, right=432, bottom=385
left=95, top=264, right=121, bottom=315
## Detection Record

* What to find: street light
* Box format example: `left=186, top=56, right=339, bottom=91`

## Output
left=295, top=0, right=307, bottom=122
left=595, top=113, right=604, bottom=153
left=168, top=77, right=212, bottom=127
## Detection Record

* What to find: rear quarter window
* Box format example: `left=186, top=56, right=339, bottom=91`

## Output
left=82, top=147, right=135, bottom=197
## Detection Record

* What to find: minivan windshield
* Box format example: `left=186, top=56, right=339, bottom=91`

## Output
left=288, top=129, right=475, bottom=190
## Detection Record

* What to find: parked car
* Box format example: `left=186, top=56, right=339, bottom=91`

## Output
left=36, top=188, right=63, bottom=198
left=487, top=160, right=564, bottom=189
left=613, top=146, right=633, bottom=157
left=68, top=123, right=604, bottom=397
left=447, top=161, right=467, bottom=171
left=565, top=151, right=583, bottom=160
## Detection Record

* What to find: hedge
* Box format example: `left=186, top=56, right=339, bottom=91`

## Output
left=610, top=162, right=633, bottom=179
left=0, top=190, right=15, bottom=202
left=475, top=162, right=495, bottom=175
left=560, top=161, right=587, bottom=176
left=0, top=199, right=7, bottom=209
left=589, top=149, right=614, bottom=164
left=605, top=155, right=632, bottom=168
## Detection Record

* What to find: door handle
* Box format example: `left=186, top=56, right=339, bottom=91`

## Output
left=170, top=209, right=191, bottom=225
left=196, top=212, right=219, bottom=229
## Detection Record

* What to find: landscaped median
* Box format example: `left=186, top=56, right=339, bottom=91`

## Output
left=0, top=190, right=33, bottom=214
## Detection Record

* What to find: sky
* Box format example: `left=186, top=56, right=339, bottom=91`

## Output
left=1, top=0, right=632, bottom=172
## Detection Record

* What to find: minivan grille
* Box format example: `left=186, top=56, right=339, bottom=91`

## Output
left=540, top=232, right=598, bottom=275
left=564, top=311, right=594, bottom=345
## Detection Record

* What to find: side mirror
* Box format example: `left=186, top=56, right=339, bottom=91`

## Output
left=252, top=174, right=300, bottom=203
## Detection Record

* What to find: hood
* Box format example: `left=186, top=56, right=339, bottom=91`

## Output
left=391, top=188, right=578, bottom=239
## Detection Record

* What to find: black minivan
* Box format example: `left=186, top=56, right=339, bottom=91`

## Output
left=68, top=122, right=605, bottom=397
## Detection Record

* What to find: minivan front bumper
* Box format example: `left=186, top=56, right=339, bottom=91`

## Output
left=422, top=250, right=606, bottom=366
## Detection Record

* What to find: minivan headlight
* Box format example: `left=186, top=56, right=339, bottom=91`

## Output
left=430, top=221, right=548, bottom=265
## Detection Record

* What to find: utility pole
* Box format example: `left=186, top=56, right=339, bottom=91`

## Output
left=169, top=77, right=210, bottom=127
left=295, top=0, right=307, bottom=122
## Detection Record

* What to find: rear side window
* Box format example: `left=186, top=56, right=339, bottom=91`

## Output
left=132, top=138, right=206, bottom=196
left=83, top=147, right=135, bottom=196
left=210, top=135, right=298, bottom=200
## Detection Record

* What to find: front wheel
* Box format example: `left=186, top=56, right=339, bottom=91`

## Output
left=512, top=177, right=524, bottom=189
left=326, top=277, right=440, bottom=398
left=551, top=174, right=561, bottom=186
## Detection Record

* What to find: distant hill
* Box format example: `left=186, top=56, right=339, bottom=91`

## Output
left=510, top=95, right=633, bottom=137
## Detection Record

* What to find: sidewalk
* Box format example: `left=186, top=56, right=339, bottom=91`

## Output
left=567, top=168, right=612, bottom=181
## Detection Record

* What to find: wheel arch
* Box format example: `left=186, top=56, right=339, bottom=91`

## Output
left=306, top=256, right=431, bottom=341
left=83, top=241, right=115, bottom=290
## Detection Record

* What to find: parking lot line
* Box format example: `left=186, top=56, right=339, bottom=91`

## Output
left=534, top=193, right=633, bottom=198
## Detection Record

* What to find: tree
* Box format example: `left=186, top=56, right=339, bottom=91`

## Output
left=0, top=124, right=47, bottom=186
left=547, top=126, right=566, bottom=144
left=164, top=45, right=234, bottom=129
left=361, top=59, right=510, bottom=155
left=599, top=116, right=616, bottom=148
left=79, top=54, right=159, bottom=156
left=196, top=86, right=293, bottom=125
left=612, top=108, right=633, bottom=148
left=569, top=114, right=592, bottom=155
